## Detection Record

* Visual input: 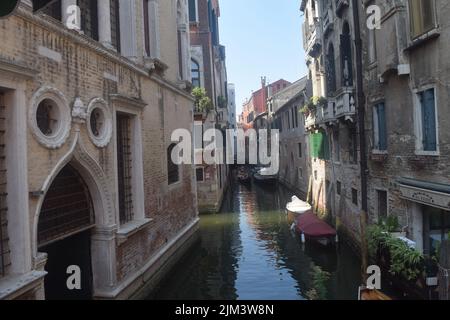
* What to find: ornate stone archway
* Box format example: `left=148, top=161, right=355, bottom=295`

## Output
left=32, top=132, right=118, bottom=297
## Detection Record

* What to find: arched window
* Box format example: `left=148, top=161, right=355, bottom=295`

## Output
left=191, top=59, right=201, bottom=88
left=340, top=21, right=353, bottom=87
left=167, top=144, right=180, bottom=185
left=326, top=43, right=337, bottom=94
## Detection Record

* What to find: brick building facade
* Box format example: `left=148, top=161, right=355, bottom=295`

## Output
left=0, top=0, right=198, bottom=300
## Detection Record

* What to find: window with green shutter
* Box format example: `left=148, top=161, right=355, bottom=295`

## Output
left=309, top=132, right=330, bottom=160
left=419, top=88, right=437, bottom=151
left=373, top=102, right=387, bottom=151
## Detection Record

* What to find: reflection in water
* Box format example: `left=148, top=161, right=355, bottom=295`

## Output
left=150, top=181, right=361, bottom=300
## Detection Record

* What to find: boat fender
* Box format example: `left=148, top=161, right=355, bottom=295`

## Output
left=301, top=233, right=306, bottom=244
left=335, top=235, right=339, bottom=243
left=290, top=222, right=296, bottom=231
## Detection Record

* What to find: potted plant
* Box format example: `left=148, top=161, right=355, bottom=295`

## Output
left=192, top=87, right=212, bottom=114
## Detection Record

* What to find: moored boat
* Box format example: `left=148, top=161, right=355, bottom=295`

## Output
left=295, top=213, right=337, bottom=246
left=358, top=286, right=392, bottom=300
left=286, top=196, right=312, bottom=223
left=253, top=168, right=277, bottom=184
left=237, top=167, right=251, bottom=184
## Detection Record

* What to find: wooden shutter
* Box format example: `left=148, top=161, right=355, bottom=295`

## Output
left=189, top=0, right=196, bottom=22
left=110, top=0, right=121, bottom=51
left=143, top=0, right=150, bottom=56
left=310, top=132, right=326, bottom=159
left=421, top=89, right=437, bottom=151
left=422, top=0, right=435, bottom=33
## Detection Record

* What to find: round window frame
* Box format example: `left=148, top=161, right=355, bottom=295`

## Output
left=86, top=98, right=112, bottom=148
left=30, top=87, right=71, bottom=149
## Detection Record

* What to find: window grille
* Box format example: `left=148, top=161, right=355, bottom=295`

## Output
left=78, top=0, right=99, bottom=41
left=40, top=0, right=62, bottom=21
left=117, top=113, right=134, bottom=224
left=38, top=165, right=95, bottom=247
left=167, top=144, right=180, bottom=185
left=0, top=102, right=10, bottom=277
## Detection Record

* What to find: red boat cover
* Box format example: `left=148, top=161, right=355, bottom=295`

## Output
left=295, top=213, right=337, bottom=238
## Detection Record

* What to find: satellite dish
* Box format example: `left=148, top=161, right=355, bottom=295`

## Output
left=0, top=0, right=19, bottom=19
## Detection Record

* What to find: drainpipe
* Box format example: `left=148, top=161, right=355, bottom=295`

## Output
left=352, top=0, right=368, bottom=213
left=352, top=0, right=369, bottom=280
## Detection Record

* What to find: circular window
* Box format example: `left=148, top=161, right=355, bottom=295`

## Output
left=36, top=99, right=60, bottom=136
left=90, top=108, right=104, bottom=137
left=30, top=87, right=71, bottom=149
left=87, top=98, right=112, bottom=148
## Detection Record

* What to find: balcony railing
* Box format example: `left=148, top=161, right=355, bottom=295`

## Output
left=333, top=87, right=356, bottom=121
left=305, top=88, right=355, bottom=129
left=303, top=19, right=322, bottom=58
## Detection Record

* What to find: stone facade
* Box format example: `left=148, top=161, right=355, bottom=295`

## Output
left=361, top=0, right=450, bottom=255
left=301, top=0, right=450, bottom=258
left=301, top=0, right=364, bottom=245
left=0, top=0, right=199, bottom=300
left=189, top=0, right=230, bottom=213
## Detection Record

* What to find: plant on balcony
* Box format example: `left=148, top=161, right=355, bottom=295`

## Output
left=368, top=222, right=425, bottom=282
left=217, top=95, right=227, bottom=109
left=312, top=96, right=328, bottom=108
left=192, top=87, right=212, bottom=113
left=301, top=96, right=328, bottom=117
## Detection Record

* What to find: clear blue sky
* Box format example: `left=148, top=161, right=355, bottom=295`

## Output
left=219, top=0, right=307, bottom=117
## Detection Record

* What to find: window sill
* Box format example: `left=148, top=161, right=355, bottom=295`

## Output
left=366, top=62, right=378, bottom=71
left=372, top=150, right=388, bottom=155
left=117, top=218, right=153, bottom=244
left=0, top=271, right=47, bottom=300
left=404, top=30, right=440, bottom=52
left=414, top=151, right=440, bottom=157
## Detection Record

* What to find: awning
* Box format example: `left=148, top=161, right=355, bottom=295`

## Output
left=295, top=213, right=336, bottom=238
left=398, top=178, right=450, bottom=211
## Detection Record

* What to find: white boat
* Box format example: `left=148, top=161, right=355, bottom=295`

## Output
left=286, top=196, right=312, bottom=222
left=253, top=168, right=277, bottom=184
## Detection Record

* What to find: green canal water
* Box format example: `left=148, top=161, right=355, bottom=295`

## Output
left=150, top=182, right=362, bottom=300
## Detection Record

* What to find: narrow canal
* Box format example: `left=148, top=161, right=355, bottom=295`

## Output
left=150, top=181, right=362, bottom=300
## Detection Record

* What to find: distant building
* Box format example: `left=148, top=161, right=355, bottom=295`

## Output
left=269, top=77, right=310, bottom=197
left=239, top=78, right=291, bottom=130
left=227, top=83, right=237, bottom=129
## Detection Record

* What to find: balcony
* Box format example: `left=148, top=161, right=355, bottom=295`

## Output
left=305, top=112, right=317, bottom=130
left=333, top=87, right=356, bottom=121
left=335, top=0, right=349, bottom=17
left=304, top=107, right=324, bottom=131
left=321, top=101, right=335, bottom=124
left=302, top=19, right=322, bottom=58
